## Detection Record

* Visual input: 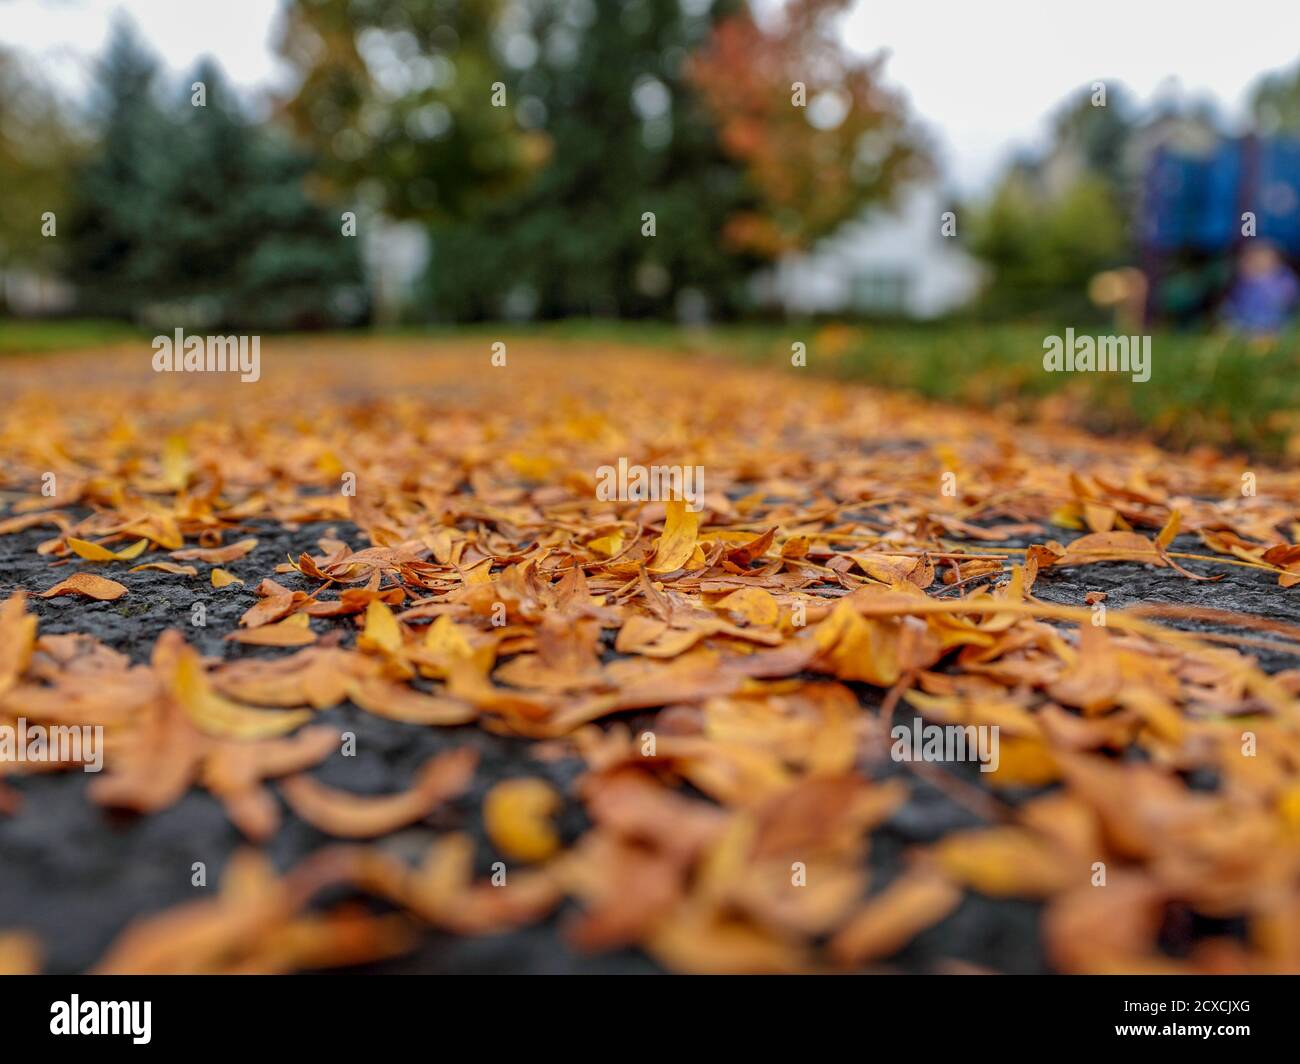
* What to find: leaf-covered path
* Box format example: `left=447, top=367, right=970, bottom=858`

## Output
left=2, top=338, right=1299, bottom=974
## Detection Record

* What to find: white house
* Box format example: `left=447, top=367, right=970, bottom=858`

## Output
left=753, top=182, right=983, bottom=318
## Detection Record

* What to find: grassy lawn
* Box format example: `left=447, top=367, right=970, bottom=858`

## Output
left=761, top=321, right=1300, bottom=463
left=0, top=318, right=146, bottom=354
left=4, top=316, right=1296, bottom=461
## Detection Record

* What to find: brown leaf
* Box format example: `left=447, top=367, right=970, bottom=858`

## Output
left=39, top=573, right=128, bottom=601
left=281, top=747, right=477, bottom=838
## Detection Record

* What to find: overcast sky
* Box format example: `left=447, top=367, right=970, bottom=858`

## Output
left=4, top=0, right=1299, bottom=194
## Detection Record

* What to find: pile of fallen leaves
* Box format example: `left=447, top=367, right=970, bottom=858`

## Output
left=3, top=337, right=1300, bottom=974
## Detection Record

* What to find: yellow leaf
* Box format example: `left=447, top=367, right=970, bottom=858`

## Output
left=424, top=614, right=474, bottom=657
left=713, top=587, right=780, bottom=627
left=66, top=537, right=148, bottom=562
left=162, top=434, right=191, bottom=490
left=158, top=632, right=310, bottom=739
left=587, top=532, right=624, bottom=558
left=358, top=598, right=403, bottom=655
left=129, top=562, right=198, bottom=576
left=1155, top=508, right=1182, bottom=550
left=934, top=827, right=1074, bottom=897
left=0, top=931, right=41, bottom=975
left=226, top=619, right=317, bottom=646
left=0, top=593, right=37, bottom=697
left=211, top=568, right=244, bottom=588
left=647, top=500, right=699, bottom=573
left=484, top=778, right=561, bottom=862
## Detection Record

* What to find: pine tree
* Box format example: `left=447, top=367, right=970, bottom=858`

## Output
left=158, top=59, right=366, bottom=329
left=65, top=20, right=171, bottom=317
left=67, top=20, right=364, bottom=328
left=424, top=0, right=758, bottom=321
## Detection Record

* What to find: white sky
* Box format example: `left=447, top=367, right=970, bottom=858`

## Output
left=3, top=0, right=1299, bottom=194
left=842, top=0, right=1300, bottom=192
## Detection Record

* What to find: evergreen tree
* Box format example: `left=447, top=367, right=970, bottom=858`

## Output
left=65, top=20, right=171, bottom=317
left=67, top=20, right=364, bottom=328
left=424, top=0, right=759, bottom=320
left=158, top=59, right=366, bottom=329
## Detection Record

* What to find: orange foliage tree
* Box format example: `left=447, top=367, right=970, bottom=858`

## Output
left=688, top=0, right=929, bottom=257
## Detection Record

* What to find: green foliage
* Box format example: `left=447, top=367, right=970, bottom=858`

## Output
left=0, top=49, right=78, bottom=288
left=1252, top=63, right=1300, bottom=134
left=1048, top=83, right=1139, bottom=198
left=423, top=0, right=759, bottom=320
left=276, top=0, right=538, bottom=222
left=66, top=22, right=363, bottom=329
left=968, top=175, right=1129, bottom=318
left=0, top=318, right=145, bottom=355
left=275, top=0, right=927, bottom=321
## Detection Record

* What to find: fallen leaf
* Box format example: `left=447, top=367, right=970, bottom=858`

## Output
left=39, top=573, right=128, bottom=601
left=280, top=748, right=477, bottom=838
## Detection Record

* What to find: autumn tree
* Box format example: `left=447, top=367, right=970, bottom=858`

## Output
left=275, top=0, right=544, bottom=222
left=0, top=49, right=78, bottom=306
left=687, top=0, right=928, bottom=258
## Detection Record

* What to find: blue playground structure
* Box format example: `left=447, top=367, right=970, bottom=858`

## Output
left=1142, top=136, right=1300, bottom=322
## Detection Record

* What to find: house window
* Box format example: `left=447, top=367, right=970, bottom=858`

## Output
left=853, top=271, right=910, bottom=314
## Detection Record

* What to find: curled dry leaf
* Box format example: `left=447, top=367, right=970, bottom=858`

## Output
left=647, top=500, right=700, bottom=573
left=226, top=615, right=316, bottom=646
left=129, top=561, right=198, bottom=576
left=39, top=572, right=128, bottom=601
left=156, top=630, right=311, bottom=740
left=829, top=869, right=963, bottom=966
left=171, top=537, right=258, bottom=563
left=281, top=747, right=477, bottom=838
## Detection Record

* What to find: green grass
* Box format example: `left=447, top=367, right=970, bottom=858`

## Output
left=0, top=318, right=146, bottom=354
left=5, top=316, right=1296, bottom=461
left=807, top=322, right=1300, bottom=462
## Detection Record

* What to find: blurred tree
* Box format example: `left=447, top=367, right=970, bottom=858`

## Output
left=424, top=0, right=761, bottom=320
left=687, top=0, right=928, bottom=258
left=1252, top=64, right=1300, bottom=134
left=154, top=59, right=366, bottom=329
left=968, top=171, right=1128, bottom=318
left=1047, top=83, right=1139, bottom=201
left=67, top=21, right=363, bottom=328
left=966, top=82, right=1140, bottom=318
left=63, top=22, right=170, bottom=316
left=276, top=0, right=543, bottom=221
left=0, top=48, right=78, bottom=308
